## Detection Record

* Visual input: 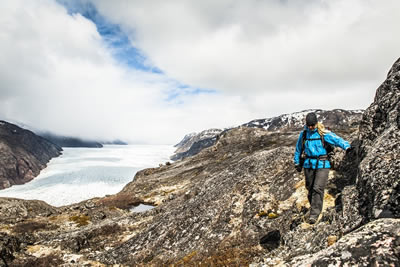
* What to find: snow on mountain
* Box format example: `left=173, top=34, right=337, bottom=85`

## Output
left=171, top=128, right=226, bottom=161
left=172, top=109, right=364, bottom=161
left=243, top=109, right=363, bottom=131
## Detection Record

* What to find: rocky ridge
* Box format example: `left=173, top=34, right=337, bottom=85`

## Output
left=172, top=109, right=363, bottom=161
left=243, top=109, right=363, bottom=131
left=171, top=128, right=225, bottom=161
left=0, top=58, right=399, bottom=266
left=0, top=121, right=62, bottom=190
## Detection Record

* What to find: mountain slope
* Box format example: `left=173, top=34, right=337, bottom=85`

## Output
left=0, top=121, right=62, bottom=189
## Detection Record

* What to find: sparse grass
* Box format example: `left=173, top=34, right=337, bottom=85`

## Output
left=27, top=245, right=42, bottom=254
left=49, top=216, right=58, bottom=222
left=323, top=193, right=336, bottom=210
left=98, top=193, right=139, bottom=210
left=174, top=250, right=198, bottom=265
left=69, top=215, right=90, bottom=227
left=295, top=180, right=305, bottom=189
left=0, top=225, right=11, bottom=232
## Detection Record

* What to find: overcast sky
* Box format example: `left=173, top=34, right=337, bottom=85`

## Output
left=0, top=0, right=399, bottom=144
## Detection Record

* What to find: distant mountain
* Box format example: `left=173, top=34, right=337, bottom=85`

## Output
left=172, top=109, right=364, bottom=160
left=3, top=121, right=106, bottom=148
left=0, top=121, right=62, bottom=189
left=39, top=133, right=103, bottom=148
left=243, top=109, right=363, bottom=131
left=171, top=129, right=226, bottom=161
left=102, top=139, right=128, bottom=145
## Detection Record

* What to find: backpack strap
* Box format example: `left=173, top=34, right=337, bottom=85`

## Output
left=301, top=130, right=333, bottom=169
left=320, top=132, right=326, bottom=149
left=302, top=130, right=329, bottom=157
left=301, top=130, right=307, bottom=154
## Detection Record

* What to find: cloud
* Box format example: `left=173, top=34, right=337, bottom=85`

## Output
left=0, top=0, right=399, bottom=144
left=0, top=0, right=255, bottom=144
left=94, top=0, right=400, bottom=101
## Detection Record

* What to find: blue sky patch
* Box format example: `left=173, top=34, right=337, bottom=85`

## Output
left=165, top=86, right=217, bottom=103
left=57, top=0, right=161, bottom=73
left=56, top=0, right=218, bottom=102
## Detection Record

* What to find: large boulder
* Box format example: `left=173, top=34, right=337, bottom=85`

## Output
left=286, top=218, right=400, bottom=266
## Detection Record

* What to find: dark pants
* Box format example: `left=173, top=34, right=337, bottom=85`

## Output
left=304, top=168, right=329, bottom=219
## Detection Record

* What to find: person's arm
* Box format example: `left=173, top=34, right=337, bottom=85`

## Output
left=324, top=132, right=350, bottom=150
left=294, top=131, right=304, bottom=165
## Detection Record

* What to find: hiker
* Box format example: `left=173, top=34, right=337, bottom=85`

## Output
left=293, top=112, right=352, bottom=224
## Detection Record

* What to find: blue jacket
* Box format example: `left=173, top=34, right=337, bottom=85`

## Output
left=294, top=126, right=350, bottom=169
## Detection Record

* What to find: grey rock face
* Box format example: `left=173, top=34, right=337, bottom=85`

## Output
left=171, top=128, right=224, bottom=161
left=0, top=198, right=58, bottom=224
left=0, top=121, right=62, bottom=189
left=357, top=57, right=400, bottom=221
left=286, top=218, right=400, bottom=266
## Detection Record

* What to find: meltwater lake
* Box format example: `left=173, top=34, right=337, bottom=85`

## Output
left=0, top=145, right=175, bottom=207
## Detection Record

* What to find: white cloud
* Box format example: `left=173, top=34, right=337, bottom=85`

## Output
left=94, top=0, right=399, bottom=99
left=0, top=0, right=256, bottom=144
left=0, top=0, right=399, bottom=144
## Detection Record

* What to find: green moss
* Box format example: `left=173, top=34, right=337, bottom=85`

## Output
left=268, top=212, right=279, bottom=219
left=257, top=211, right=268, bottom=217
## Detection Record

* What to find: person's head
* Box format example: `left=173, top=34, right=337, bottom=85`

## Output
left=306, top=112, right=318, bottom=130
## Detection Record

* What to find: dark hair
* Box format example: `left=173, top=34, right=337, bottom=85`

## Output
left=306, top=112, right=318, bottom=126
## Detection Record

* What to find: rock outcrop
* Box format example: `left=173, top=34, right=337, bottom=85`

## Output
left=293, top=218, right=400, bottom=266
left=356, top=57, right=400, bottom=221
left=0, top=58, right=399, bottom=266
left=0, top=121, right=62, bottom=189
left=171, top=128, right=224, bottom=161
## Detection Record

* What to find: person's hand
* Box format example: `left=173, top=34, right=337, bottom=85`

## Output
left=295, top=165, right=302, bottom=172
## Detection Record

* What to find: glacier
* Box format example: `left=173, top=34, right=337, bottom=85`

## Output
left=0, top=145, right=175, bottom=207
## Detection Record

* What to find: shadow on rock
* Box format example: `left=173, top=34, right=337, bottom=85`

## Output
left=260, top=230, right=281, bottom=251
